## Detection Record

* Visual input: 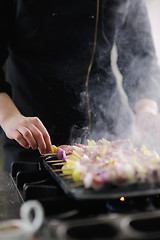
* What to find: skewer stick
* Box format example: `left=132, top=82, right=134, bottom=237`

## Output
left=47, top=160, right=64, bottom=163
left=59, top=173, right=72, bottom=176
left=52, top=162, right=66, bottom=166
left=41, top=153, right=57, bottom=157
left=53, top=169, right=63, bottom=172
left=53, top=168, right=73, bottom=173
left=69, top=182, right=84, bottom=188
left=62, top=176, right=73, bottom=180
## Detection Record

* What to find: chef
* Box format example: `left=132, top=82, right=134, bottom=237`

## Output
left=0, top=0, right=160, bottom=172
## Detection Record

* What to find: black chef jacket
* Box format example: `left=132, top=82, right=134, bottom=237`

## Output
left=0, top=0, right=160, bottom=171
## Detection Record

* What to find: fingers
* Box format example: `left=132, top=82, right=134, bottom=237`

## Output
left=25, top=124, right=47, bottom=154
left=3, top=114, right=52, bottom=154
left=30, top=117, right=52, bottom=153
left=14, top=126, right=48, bottom=154
left=17, top=117, right=52, bottom=154
left=18, top=126, right=39, bottom=150
left=12, top=130, right=30, bottom=149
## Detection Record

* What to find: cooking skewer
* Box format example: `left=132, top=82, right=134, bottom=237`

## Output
left=52, top=169, right=83, bottom=186
left=69, top=182, right=84, bottom=188
left=59, top=173, right=72, bottom=176
left=41, top=153, right=57, bottom=157
left=52, top=162, right=66, bottom=166
left=47, top=160, right=64, bottom=163
left=62, top=175, right=73, bottom=180
left=52, top=168, right=73, bottom=173
left=52, top=169, right=63, bottom=172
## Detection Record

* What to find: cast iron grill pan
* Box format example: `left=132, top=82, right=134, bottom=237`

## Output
left=43, top=157, right=160, bottom=200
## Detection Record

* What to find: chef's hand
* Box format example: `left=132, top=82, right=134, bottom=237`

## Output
left=3, top=114, right=52, bottom=154
left=0, top=93, right=52, bottom=155
left=134, top=98, right=160, bottom=152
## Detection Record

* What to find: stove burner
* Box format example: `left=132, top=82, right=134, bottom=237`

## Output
left=106, top=196, right=155, bottom=213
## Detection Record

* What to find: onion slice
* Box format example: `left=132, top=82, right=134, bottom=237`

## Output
left=57, top=148, right=66, bottom=162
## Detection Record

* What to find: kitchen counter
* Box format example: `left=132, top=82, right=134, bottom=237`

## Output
left=0, top=171, right=23, bottom=221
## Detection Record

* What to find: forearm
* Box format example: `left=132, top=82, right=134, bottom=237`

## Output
left=116, top=0, right=160, bottom=110
left=0, top=92, right=21, bottom=129
left=134, top=98, right=160, bottom=152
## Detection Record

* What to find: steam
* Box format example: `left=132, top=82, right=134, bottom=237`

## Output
left=146, top=0, right=160, bottom=64
left=69, top=0, right=160, bottom=154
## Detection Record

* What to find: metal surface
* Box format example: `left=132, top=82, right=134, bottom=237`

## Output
left=0, top=172, right=23, bottom=221
left=43, top=158, right=160, bottom=200
left=46, top=211, right=160, bottom=240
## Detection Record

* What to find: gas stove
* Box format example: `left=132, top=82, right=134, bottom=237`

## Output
left=10, top=160, right=160, bottom=240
